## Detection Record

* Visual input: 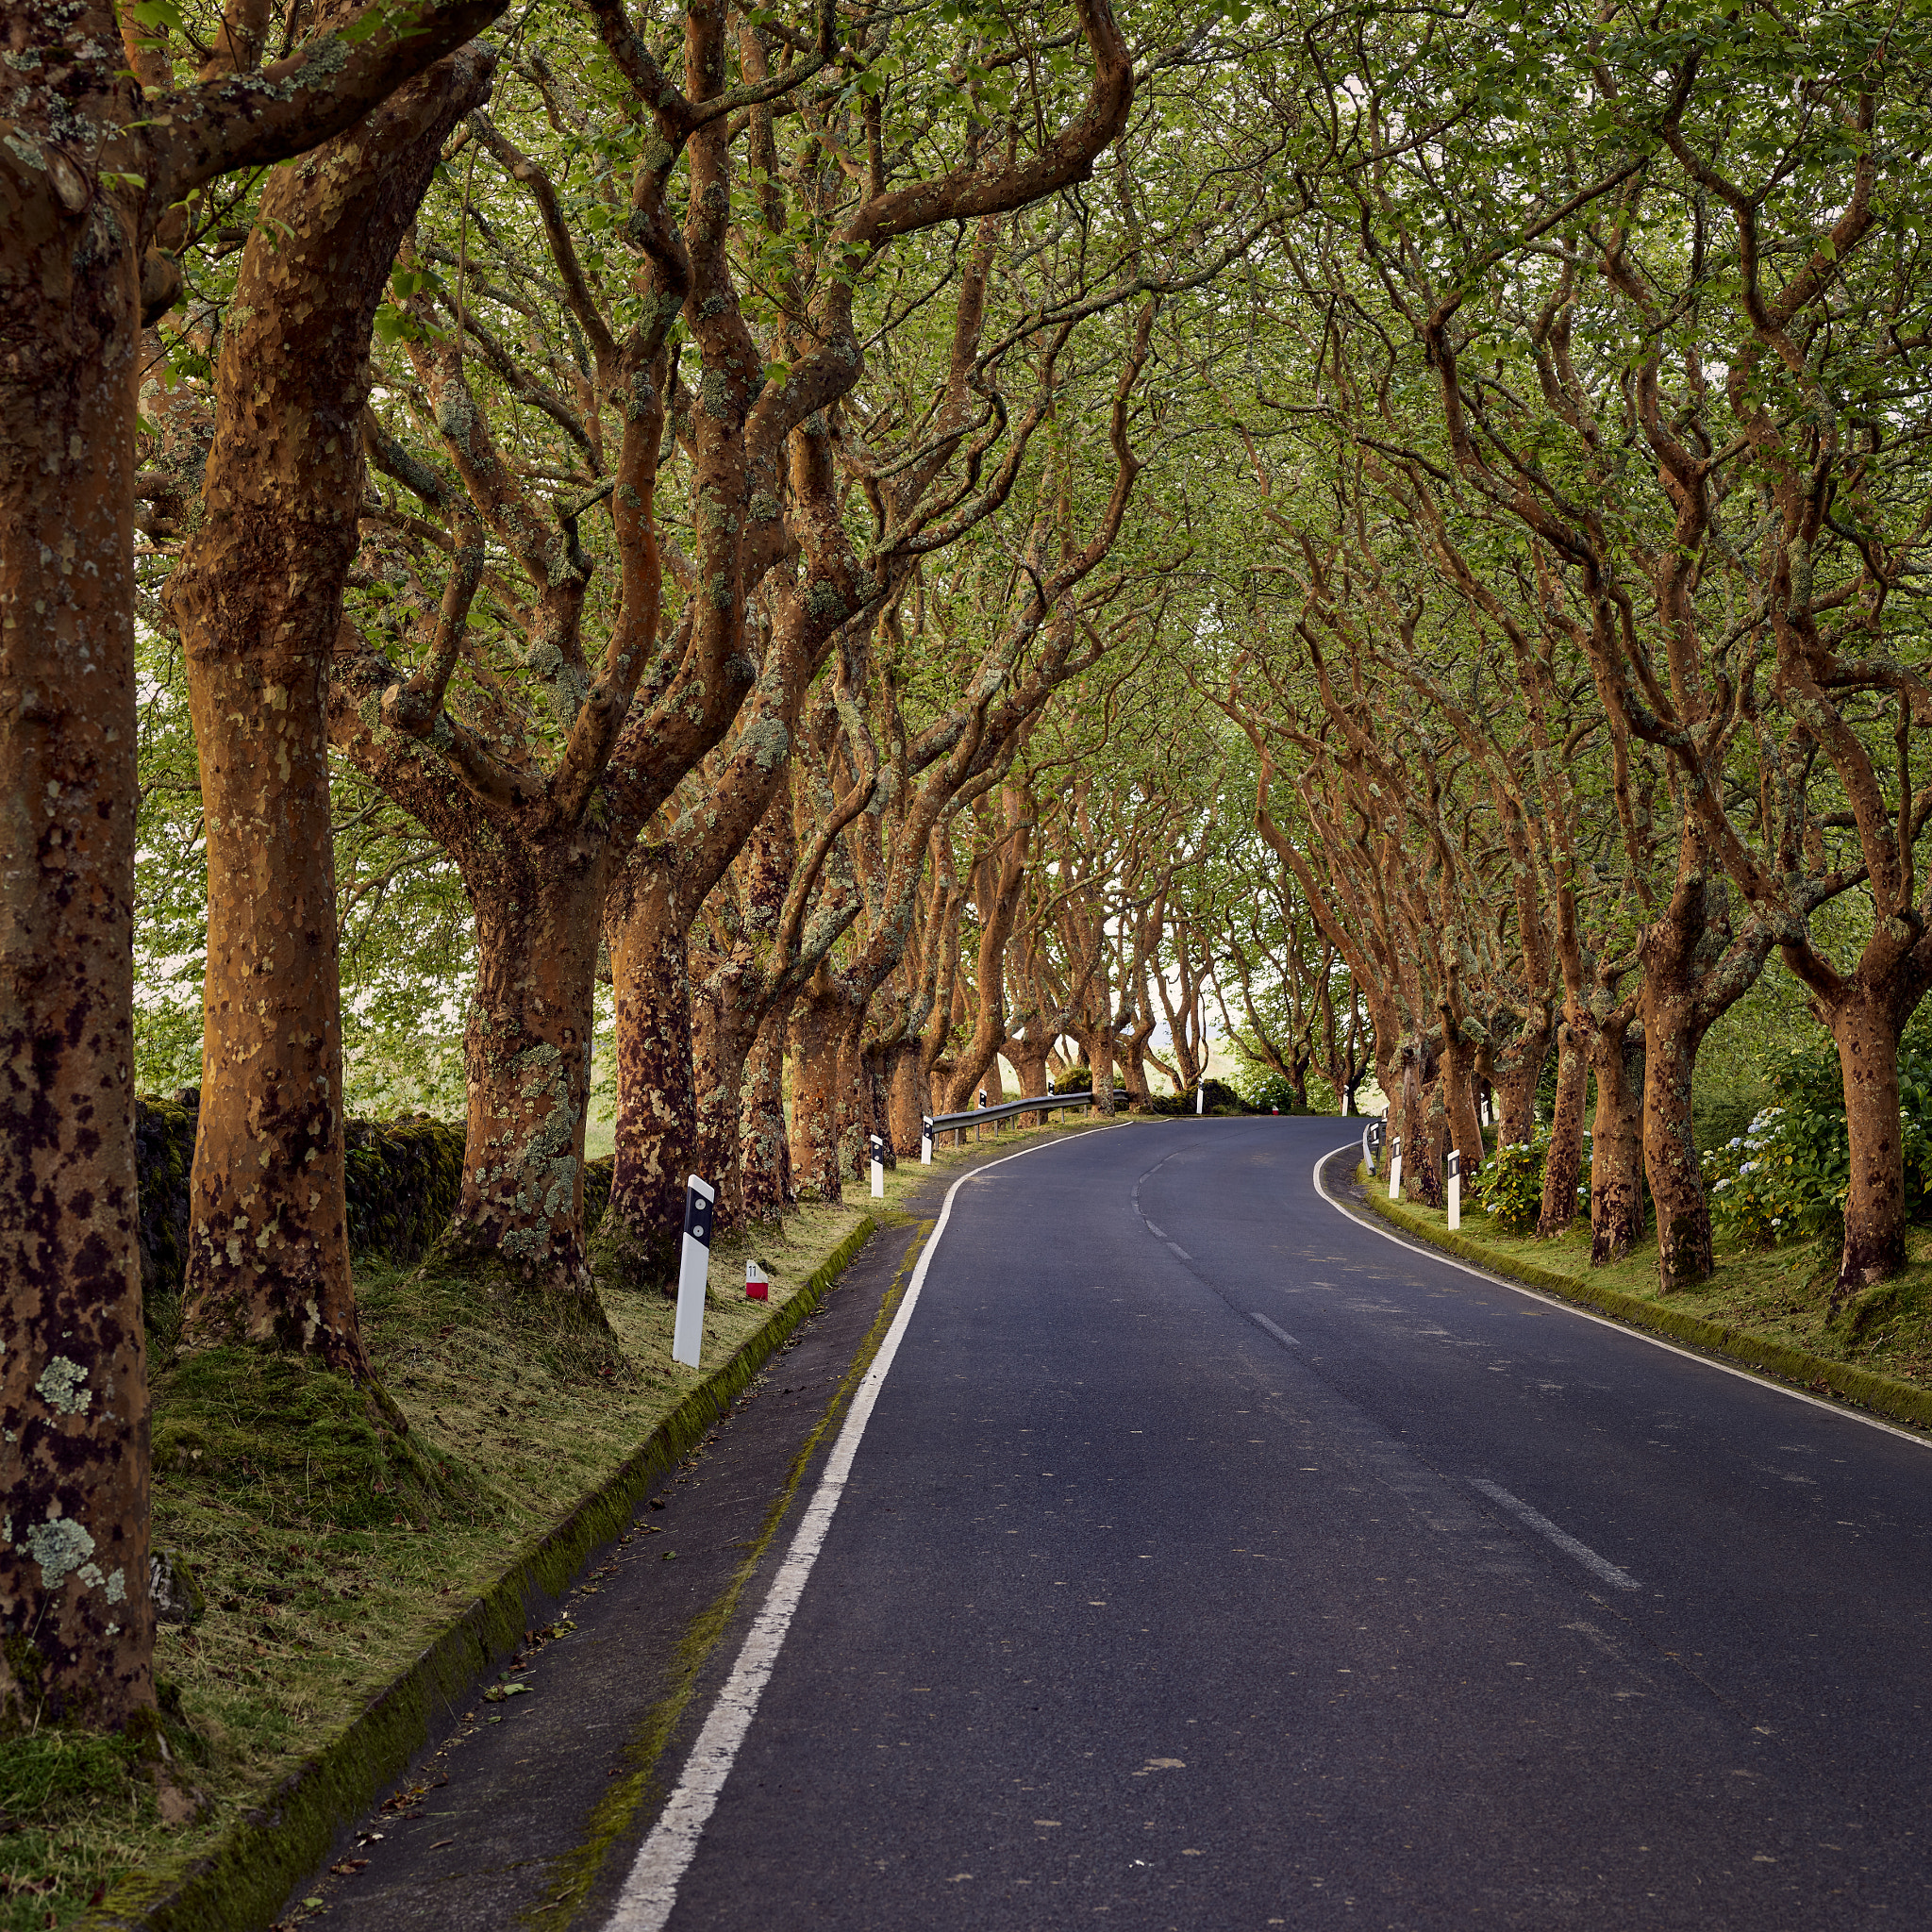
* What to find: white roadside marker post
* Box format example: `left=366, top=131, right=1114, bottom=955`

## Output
left=1389, top=1135, right=1403, bottom=1202
left=1362, top=1119, right=1382, bottom=1175
left=672, top=1174, right=714, bottom=1368
left=920, top=1115, right=933, bottom=1164
left=1195, top=1082, right=1205, bottom=1115
left=1447, top=1147, right=1461, bottom=1230
left=869, top=1132, right=885, bottom=1199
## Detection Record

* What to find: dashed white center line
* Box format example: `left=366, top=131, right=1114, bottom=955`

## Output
left=1250, top=1312, right=1300, bottom=1348
left=1470, top=1478, right=1641, bottom=1591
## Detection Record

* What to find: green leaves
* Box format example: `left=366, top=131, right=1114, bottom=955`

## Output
left=126, top=0, right=185, bottom=33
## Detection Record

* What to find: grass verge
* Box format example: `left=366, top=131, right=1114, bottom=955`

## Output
left=9, top=1201, right=879, bottom=1932
left=1351, top=1163, right=1932, bottom=1434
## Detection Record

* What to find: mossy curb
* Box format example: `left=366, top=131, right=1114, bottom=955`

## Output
left=1350, top=1165, right=1932, bottom=1435
left=79, top=1217, right=878, bottom=1932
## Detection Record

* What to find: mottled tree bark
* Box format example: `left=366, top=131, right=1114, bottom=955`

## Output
left=1638, top=873, right=1772, bottom=1292
left=445, top=840, right=606, bottom=1307
left=691, top=956, right=761, bottom=1229
left=0, top=0, right=502, bottom=1738
left=1439, top=1020, right=1485, bottom=1174
left=739, top=1000, right=796, bottom=1224
left=1494, top=1014, right=1553, bottom=1150
left=598, top=853, right=698, bottom=1291
left=1009, top=1036, right=1052, bottom=1126
left=1803, top=972, right=1932, bottom=1305
left=1776, top=929, right=1932, bottom=1303
left=1831, top=989, right=1908, bottom=1290
left=0, top=59, right=151, bottom=1733
left=883, top=1041, right=927, bottom=1153
left=168, top=44, right=494, bottom=1371
left=1538, top=1012, right=1591, bottom=1238
left=1590, top=1018, right=1645, bottom=1266
left=1399, top=1046, right=1443, bottom=1208
left=788, top=985, right=849, bottom=1201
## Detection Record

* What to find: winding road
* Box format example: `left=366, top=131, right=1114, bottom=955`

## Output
left=305, top=1115, right=1932, bottom=1931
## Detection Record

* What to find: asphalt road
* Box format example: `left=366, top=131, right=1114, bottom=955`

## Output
left=634, top=1116, right=1931, bottom=1930
left=293, top=1116, right=1932, bottom=1931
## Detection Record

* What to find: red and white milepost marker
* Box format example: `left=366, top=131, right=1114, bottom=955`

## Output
left=744, top=1259, right=769, bottom=1302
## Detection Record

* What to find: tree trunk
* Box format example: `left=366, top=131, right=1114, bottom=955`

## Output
left=788, top=987, right=847, bottom=1201
left=166, top=50, right=490, bottom=1371
left=1538, top=1013, right=1591, bottom=1238
left=179, top=638, right=364, bottom=1362
left=1009, top=1037, right=1050, bottom=1126
left=1400, top=1047, right=1443, bottom=1207
left=834, top=1006, right=870, bottom=1182
left=1590, top=1019, right=1645, bottom=1265
left=1494, top=1016, right=1551, bottom=1149
left=740, top=1001, right=794, bottom=1224
left=1089, top=1024, right=1118, bottom=1117
left=442, top=838, right=606, bottom=1307
left=1640, top=914, right=1713, bottom=1291
left=1824, top=984, right=1910, bottom=1300
left=859, top=1041, right=897, bottom=1170
left=691, top=958, right=761, bottom=1232
left=594, top=852, right=696, bottom=1291
left=884, top=1041, right=926, bottom=1155
left=0, top=138, right=154, bottom=1731
left=1441, top=1025, right=1485, bottom=1172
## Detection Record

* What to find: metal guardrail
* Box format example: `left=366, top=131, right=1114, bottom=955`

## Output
left=924, top=1087, right=1127, bottom=1146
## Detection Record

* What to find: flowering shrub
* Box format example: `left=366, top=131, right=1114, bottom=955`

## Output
left=1701, top=1011, right=1932, bottom=1246
left=1700, top=1105, right=1813, bottom=1247
left=1474, top=1138, right=1546, bottom=1235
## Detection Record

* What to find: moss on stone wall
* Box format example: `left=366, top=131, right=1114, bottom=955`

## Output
left=134, top=1099, right=468, bottom=1312
left=341, top=1117, right=465, bottom=1266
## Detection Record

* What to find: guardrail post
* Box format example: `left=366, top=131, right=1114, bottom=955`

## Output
left=673, top=1174, right=714, bottom=1367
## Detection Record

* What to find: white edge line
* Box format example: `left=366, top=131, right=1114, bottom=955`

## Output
left=1469, top=1477, right=1640, bottom=1591
left=1312, top=1142, right=1932, bottom=1453
left=608, top=1119, right=1139, bottom=1931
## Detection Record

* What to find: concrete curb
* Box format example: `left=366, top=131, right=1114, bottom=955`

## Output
left=82, top=1217, right=879, bottom=1932
left=1351, top=1168, right=1932, bottom=1434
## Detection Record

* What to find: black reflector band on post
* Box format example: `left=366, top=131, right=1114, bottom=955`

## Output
left=684, top=1174, right=715, bottom=1248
